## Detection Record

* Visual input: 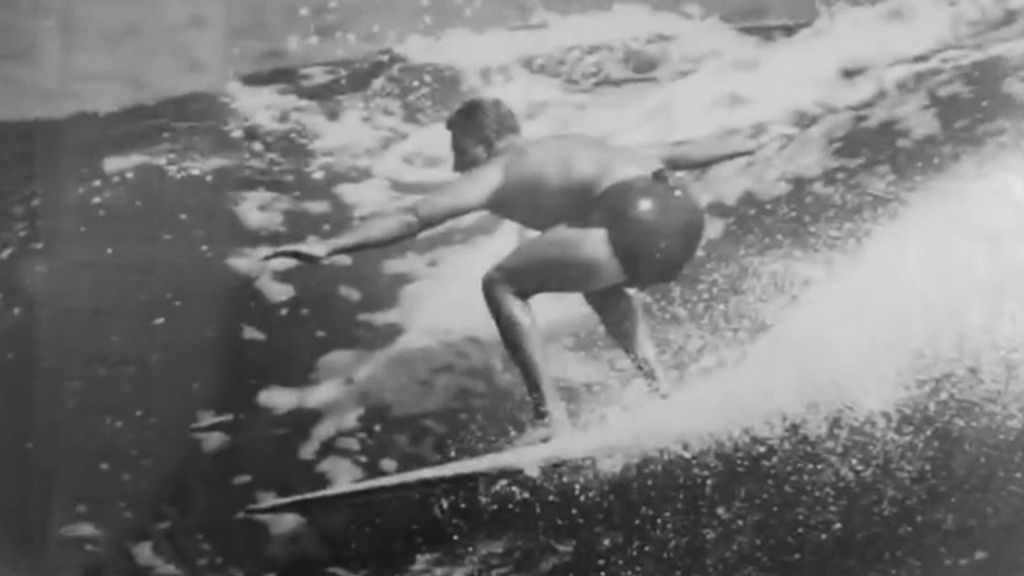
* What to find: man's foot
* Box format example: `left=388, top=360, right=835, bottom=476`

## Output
left=547, top=405, right=573, bottom=436
left=508, top=410, right=573, bottom=448
left=510, top=425, right=556, bottom=448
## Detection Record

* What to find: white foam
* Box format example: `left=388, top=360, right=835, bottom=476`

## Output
left=225, top=83, right=309, bottom=132
left=393, top=4, right=752, bottom=71
left=230, top=191, right=292, bottom=233
left=256, top=378, right=352, bottom=415
left=589, top=0, right=1024, bottom=146
left=306, top=106, right=398, bottom=167
left=332, top=178, right=415, bottom=219
left=249, top=493, right=307, bottom=537
left=337, top=284, right=363, bottom=302
left=192, top=431, right=232, bottom=454
left=58, top=522, right=104, bottom=540
left=242, top=325, right=268, bottom=341
left=130, top=541, right=183, bottom=576
left=102, top=153, right=161, bottom=174
left=316, top=456, right=366, bottom=485
left=579, top=151, right=1024, bottom=454
left=369, top=124, right=455, bottom=185
left=253, top=274, right=297, bottom=304
left=229, top=190, right=336, bottom=234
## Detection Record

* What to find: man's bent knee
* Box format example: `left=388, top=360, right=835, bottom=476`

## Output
left=482, top=267, right=532, bottom=300
left=482, top=268, right=504, bottom=295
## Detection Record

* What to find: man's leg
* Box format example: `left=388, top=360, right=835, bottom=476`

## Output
left=584, top=287, right=670, bottom=396
left=482, top=224, right=628, bottom=435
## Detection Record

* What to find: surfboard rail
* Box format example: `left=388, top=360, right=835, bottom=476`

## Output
left=246, top=461, right=518, bottom=515
left=243, top=438, right=612, bottom=515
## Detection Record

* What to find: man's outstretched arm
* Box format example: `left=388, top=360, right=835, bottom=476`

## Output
left=656, top=121, right=801, bottom=172
left=264, top=161, right=504, bottom=263
left=658, top=129, right=761, bottom=171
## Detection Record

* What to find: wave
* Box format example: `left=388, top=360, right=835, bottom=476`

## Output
left=383, top=372, right=1024, bottom=576
left=217, top=0, right=1024, bottom=476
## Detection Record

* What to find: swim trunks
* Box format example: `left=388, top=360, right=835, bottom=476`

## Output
left=587, top=170, right=705, bottom=287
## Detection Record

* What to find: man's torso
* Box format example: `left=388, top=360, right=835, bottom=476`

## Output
left=485, top=135, right=661, bottom=231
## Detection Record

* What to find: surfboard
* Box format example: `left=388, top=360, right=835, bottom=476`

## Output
left=244, top=433, right=614, bottom=515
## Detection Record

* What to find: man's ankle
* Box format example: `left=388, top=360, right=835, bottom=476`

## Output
left=548, top=407, right=573, bottom=435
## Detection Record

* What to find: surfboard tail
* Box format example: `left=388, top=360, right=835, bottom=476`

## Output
left=243, top=473, right=489, bottom=515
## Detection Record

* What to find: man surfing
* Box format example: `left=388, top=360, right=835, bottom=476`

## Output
left=264, top=97, right=772, bottom=439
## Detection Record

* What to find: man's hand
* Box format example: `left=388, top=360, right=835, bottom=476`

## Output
left=261, top=246, right=328, bottom=264
left=750, top=123, right=799, bottom=151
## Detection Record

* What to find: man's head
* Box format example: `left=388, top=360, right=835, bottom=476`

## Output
left=445, top=97, right=521, bottom=172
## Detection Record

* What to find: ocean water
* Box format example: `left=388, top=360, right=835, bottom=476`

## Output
left=6, top=0, right=1024, bottom=574
left=0, top=0, right=816, bottom=120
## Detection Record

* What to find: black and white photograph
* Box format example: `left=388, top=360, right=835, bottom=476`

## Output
left=3, top=0, right=1024, bottom=574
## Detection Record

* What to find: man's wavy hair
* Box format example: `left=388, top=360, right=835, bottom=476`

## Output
left=445, top=97, right=522, bottom=152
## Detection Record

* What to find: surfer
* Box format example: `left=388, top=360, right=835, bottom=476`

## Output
left=264, top=97, right=773, bottom=438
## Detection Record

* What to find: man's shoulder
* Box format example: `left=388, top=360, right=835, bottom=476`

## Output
left=496, top=134, right=636, bottom=193
left=526, top=133, right=606, bottom=147
left=511, top=133, right=619, bottom=160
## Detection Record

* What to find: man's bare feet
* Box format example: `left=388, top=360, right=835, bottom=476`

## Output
left=510, top=425, right=556, bottom=448
left=510, top=407, right=573, bottom=448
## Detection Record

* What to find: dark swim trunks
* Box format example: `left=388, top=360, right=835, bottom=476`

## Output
left=587, top=169, right=705, bottom=287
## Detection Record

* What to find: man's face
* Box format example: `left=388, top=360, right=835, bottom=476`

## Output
left=450, top=128, right=489, bottom=173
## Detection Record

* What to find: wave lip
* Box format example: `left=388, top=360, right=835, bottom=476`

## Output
left=394, top=372, right=1024, bottom=576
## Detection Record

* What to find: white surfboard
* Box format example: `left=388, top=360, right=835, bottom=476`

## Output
left=244, top=433, right=616, bottom=515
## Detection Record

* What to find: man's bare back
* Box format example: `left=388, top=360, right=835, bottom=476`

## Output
left=265, top=97, right=769, bottom=443
left=484, top=135, right=660, bottom=230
